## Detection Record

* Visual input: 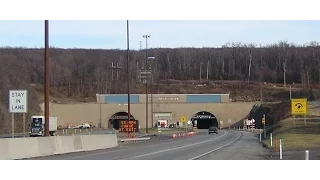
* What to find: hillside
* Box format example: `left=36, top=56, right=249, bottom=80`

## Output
left=259, top=101, right=320, bottom=150
left=1, top=42, right=320, bottom=134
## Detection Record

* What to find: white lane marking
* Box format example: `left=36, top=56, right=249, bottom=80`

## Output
left=188, top=131, right=242, bottom=160
left=60, top=131, right=213, bottom=160
left=130, top=131, right=227, bottom=158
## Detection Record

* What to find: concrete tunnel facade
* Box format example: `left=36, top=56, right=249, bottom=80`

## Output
left=41, top=94, right=256, bottom=129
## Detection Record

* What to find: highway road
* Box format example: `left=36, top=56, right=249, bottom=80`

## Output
left=27, top=130, right=270, bottom=160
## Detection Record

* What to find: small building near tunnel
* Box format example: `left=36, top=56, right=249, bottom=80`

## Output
left=91, top=93, right=255, bottom=130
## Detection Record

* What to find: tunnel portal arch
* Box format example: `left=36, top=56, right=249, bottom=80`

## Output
left=191, top=111, right=218, bottom=129
left=108, top=111, right=136, bottom=130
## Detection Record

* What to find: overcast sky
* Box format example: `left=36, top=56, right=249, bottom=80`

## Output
left=0, top=20, right=319, bottom=49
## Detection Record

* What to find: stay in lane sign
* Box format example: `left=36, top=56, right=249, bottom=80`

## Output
left=9, top=90, right=28, bottom=113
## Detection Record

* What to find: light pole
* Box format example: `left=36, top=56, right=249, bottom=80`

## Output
left=127, top=20, right=131, bottom=137
left=148, top=56, right=155, bottom=128
left=142, top=35, right=150, bottom=133
left=44, top=20, right=50, bottom=137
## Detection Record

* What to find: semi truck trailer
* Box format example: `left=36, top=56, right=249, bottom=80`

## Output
left=29, top=116, right=58, bottom=137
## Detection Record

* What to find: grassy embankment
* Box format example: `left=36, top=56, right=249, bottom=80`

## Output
left=262, top=102, right=320, bottom=151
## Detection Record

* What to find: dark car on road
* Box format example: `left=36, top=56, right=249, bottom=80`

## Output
left=208, top=126, right=218, bottom=134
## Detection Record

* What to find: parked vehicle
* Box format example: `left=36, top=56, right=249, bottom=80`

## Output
left=73, top=123, right=91, bottom=129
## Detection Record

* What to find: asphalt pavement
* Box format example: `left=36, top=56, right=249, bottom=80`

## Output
left=26, top=129, right=270, bottom=160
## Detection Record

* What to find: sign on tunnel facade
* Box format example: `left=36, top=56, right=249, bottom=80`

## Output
left=193, top=115, right=216, bottom=119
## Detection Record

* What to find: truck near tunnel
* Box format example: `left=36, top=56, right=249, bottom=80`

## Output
left=29, top=116, right=58, bottom=137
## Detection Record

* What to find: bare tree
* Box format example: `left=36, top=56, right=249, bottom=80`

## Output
left=247, top=44, right=256, bottom=84
left=2, top=41, right=320, bottom=132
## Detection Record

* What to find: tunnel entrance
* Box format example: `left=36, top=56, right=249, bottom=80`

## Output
left=108, top=112, right=136, bottom=130
left=191, top=111, right=218, bottom=129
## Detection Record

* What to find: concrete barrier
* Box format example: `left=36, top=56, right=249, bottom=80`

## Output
left=24, top=137, right=40, bottom=158
left=81, top=134, right=118, bottom=151
left=81, top=135, right=101, bottom=151
left=7, top=138, right=25, bottom=159
left=51, top=136, right=64, bottom=155
left=0, top=139, right=9, bottom=159
left=73, top=135, right=83, bottom=152
left=37, top=137, right=54, bottom=157
left=99, top=134, right=118, bottom=148
left=0, top=134, right=118, bottom=160
left=61, top=136, right=76, bottom=153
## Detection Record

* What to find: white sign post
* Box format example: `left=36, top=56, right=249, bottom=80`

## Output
left=220, top=121, right=223, bottom=129
left=9, top=90, right=28, bottom=138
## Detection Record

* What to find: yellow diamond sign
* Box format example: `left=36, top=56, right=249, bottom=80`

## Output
left=180, top=116, right=187, bottom=123
left=291, top=98, right=307, bottom=115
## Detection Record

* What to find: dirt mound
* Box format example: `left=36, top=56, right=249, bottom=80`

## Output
left=264, top=101, right=291, bottom=124
left=260, top=100, right=320, bottom=134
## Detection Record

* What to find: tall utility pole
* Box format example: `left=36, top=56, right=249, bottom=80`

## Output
left=151, top=65, right=153, bottom=128
left=283, top=62, right=287, bottom=87
left=142, top=34, right=150, bottom=133
left=148, top=57, right=155, bottom=128
left=206, top=61, right=209, bottom=80
left=116, top=62, right=121, bottom=80
left=199, top=62, right=202, bottom=81
left=260, top=84, right=263, bottom=104
left=127, top=20, right=131, bottom=137
left=136, top=62, right=139, bottom=81
left=111, top=62, right=114, bottom=80
left=44, top=20, right=50, bottom=137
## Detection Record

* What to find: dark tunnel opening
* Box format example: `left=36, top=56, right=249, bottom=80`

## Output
left=191, top=111, right=218, bottom=129
left=109, top=112, right=136, bottom=130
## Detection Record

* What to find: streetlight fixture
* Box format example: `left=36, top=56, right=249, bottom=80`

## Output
left=148, top=56, right=155, bottom=128
left=142, top=34, right=150, bottom=133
